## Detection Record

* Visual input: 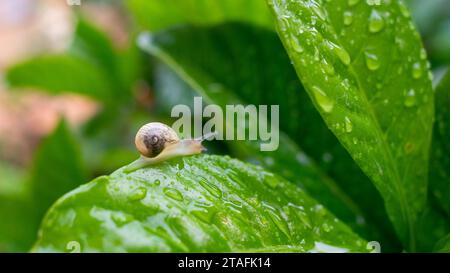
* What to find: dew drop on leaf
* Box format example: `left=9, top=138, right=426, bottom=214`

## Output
left=368, top=10, right=385, bottom=33
left=420, top=48, right=427, bottom=60
left=412, top=62, right=423, bottom=79
left=364, top=52, right=381, bottom=71
left=163, top=187, right=184, bottom=201
left=326, top=41, right=351, bottom=65
left=404, top=89, right=417, bottom=107
left=112, top=213, right=134, bottom=227
left=128, top=186, right=147, bottom=201
left=344, top=116, right=353, bottom=133
left=312, top=86, right=334, bottom=113
left=398, top=1, right=411, bottom=18
left=343, top=11, right=353, bottom=26
left=290, top=35, right=304, bottom=53
left=348, top=0, right=360, bottom=7
left=199, top=178, right=223, bottom=198
left=321, top=59, right=335, bottom=75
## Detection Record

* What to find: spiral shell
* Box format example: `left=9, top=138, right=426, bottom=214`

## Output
left=135, top=122, right=179, bottom=158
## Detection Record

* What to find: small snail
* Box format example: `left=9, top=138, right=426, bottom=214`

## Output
left=124, top=122, right=215, bottom=173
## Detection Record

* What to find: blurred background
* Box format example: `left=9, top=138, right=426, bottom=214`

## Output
left=0, top=0, right=449, bottom=252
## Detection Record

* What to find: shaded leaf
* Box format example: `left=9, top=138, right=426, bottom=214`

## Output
left=435, top=234, right=450, bottom=253
left=33, top=155, right=367, bottom=253
left=430, top=69, right=450, bottom=216
left=267, top=0, right=434, bottom=250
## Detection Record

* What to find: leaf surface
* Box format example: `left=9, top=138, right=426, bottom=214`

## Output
left=33, top=155, right=367, bottom=253
left=267, top=0, right=434, bottom=250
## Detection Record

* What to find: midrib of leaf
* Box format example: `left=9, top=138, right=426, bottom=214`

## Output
left=346, top=51, right=414, bottom=251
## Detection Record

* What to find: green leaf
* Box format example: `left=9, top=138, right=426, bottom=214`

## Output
left=435, top=234, right=450, bottom=253
left=29, top=120, right=87, bottom=231
left=5, top=55, right=113, bottom=103
left=140, top=23, right=399, bottom=249
left=33, top=155, right=367, bottom=253
left=267, top=0, right=434, bottom=250
left=126, top=0, right=273, bottom=31
left=430, top=69, right=450, bottom=216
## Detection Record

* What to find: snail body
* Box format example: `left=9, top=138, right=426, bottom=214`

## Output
left=125, top=122, right=214, bottom=173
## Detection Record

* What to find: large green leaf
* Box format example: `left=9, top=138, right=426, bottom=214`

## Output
left=267, top=0, right=434, bottom=250
left=5, top=55, right=113, bottom=103
left=430, top=69, right=450, bottom=216
left=126, top=0, right=273, bottom=31
left=140, top=23, right=399, bottom=249
left=33, top=155, right=367, bottom=253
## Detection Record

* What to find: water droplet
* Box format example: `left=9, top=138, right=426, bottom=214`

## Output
left=399, top=1, right=411, bottom=18
left=154, top=179, right=161, bottom=186
left=264, top=206, right=291, bottom=239
left=290, top=35, right=304, bottom=53
left=343, top=11, right=353, bottom=26
left=412, top=62, right=423, bottom=79
left=367, top=0, right=381, bottom=5
left=264, top=174, right=280, bottom=189
left=344, top=116, right=353, bottom=133
left=364, top=52, right=380, bottom=71
left=326, top=41, right=351, bottom=65
left=312, top=86, right=334, bottom=113
left=112, top=213, right=133, bottom=227
left=321, top=59, right=335, bottom=75
left=404, top=89, right=417, bottom=107
left=163, top=187, right=184, bottom=201
left=420, top=48, right=427, bottom=60
left=348, top=0, right=360, bottom=6
left=311, top=3, right=326, bottom=21
left=191, top=206, right=217, bottom=224
left=199, top=179, right=222, bottom=198
left=369, top=10, right=385, bottom=33
left=128, top=187, right=147, bottom=201
left=322, top=223, right=332, bottom=232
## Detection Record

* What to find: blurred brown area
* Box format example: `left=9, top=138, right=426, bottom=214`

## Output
left=0, top=0, right=128, bottom=166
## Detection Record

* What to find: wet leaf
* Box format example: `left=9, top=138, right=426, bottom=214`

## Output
left=268, top=0, right=434, bottom=250
left=33, top=155, right=367, bottom=253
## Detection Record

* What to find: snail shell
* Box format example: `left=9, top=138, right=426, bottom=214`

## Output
left=135, top=122, right=179, bottom=158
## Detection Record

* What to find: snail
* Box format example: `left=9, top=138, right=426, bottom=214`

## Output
left=124, top=122, right=216, bottom=173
